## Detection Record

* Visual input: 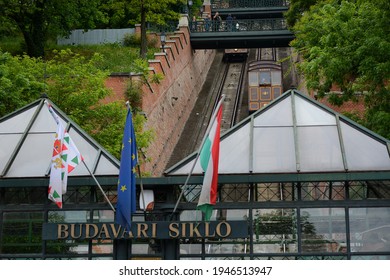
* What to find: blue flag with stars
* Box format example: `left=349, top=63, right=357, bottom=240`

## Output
left=115, top=108, right=138, bottom=231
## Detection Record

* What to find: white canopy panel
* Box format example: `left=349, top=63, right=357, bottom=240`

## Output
left=166, top=90, right=390, bottom=175
left=0, top=99, right=120, bottom=178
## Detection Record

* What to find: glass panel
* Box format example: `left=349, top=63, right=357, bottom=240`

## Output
left=93, top=210, right=114, bottom=222
left=0, top=106, right=36, bottom=133
left=349, top=207, right=390, bottom=253
left=248, top=72, right=258, bottom=86
left=180, top=241, right=202, bottom=255
left=260, top=87, right=271, bottom=100
left=253, top=127, right=296, bottom=173
left=249, top=88, right=258, bottom=101
left=295, top=95, right=337, bottom=126
left=366, top=181, right=390, bottom=199
left=219, top=122, right=251, bottom=173
left=63, top=186, right=92, bottom=204
left=349, top=181, right=368, bottom=200
left=340, top=121, right=390, bottom=171
left=256, top=183, right=296, bottom=202
left=1, top=212, right=44, bottom=254
left=253, top=208, right=297, bottom=253
left=273, top=87, right=281, bottom=99
left=94, top=154, right=119, bottom=175
left=221, top=184, right=250, bottom=203
left=206, top=208, right=249, bottom=255
left=301, top=182, right=330, bottom=201
left=271, top=70, right=282, bottom=85
left=254, top=95, right=292, bottom=126
left=256, top=183, right=283, bottom=201
left=0, top=134, right=22, bottom=173
left=259, top=71, right=271, bottom=84
left=351, top=255, right=390, bottom=260
left=132, top=241, right=162, bottom=255
left=50, top=210, right=90, bottom=223
left=170, top=122, right=251, bottom=175
left=300, top=208, right=346, bottom=253
left=3, top=187, right=46, bottom=204
left=298, top=126, right=344, bottom=172
left=29, top=106, right=63, bottom=133
left=7, top=134, right=53, bottom=177
left=205, top=238, right=248, bottom=255
left=249, top=102, right=260, bottom=111
left=260, top=102, right=269, bottom=108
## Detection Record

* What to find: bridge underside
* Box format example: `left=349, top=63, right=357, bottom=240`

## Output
left=190, top=31, right=294, bottom=49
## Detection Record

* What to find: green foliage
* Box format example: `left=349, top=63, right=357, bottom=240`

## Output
left=0, top=50, right=45, bottom=116
left=284, top=0, right=320, bottom=27
left=0, top=0, right=106, bottom=57
left=291, top=0, right=390, bottom=138
left=45, top=49, right=110, bottom=111
left=0, top=48, right=155, bottom=159
left=126, top=81, right=143, bottom=109
left=125, top=0, right=184, bottom=27
left=123, top=33, right=158, bottom=49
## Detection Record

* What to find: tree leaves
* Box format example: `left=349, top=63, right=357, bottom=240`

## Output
left=291, top=0, right=390, bottom=138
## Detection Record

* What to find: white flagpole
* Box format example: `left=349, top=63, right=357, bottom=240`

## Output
left=170, top=94, right=225, bottom=219
left=83, top=161, right=116, bottom=212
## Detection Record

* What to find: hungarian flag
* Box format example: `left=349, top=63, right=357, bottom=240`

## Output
left=46, top=102, right=83, bottom=208
left=196, top=100, right=223, bottom=221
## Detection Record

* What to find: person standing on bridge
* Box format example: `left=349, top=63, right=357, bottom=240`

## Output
left=213, top=12, right=222, bottom=31
left=204, top=13, right=211, bottom=32
left=226, top=14, right=233, bottom=31
left=191, top=15, right=198, bottom=32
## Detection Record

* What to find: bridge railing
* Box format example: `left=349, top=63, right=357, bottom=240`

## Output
left=189, top=18, right=288, bottom=33
left=211, top=0, right=290, bottom=9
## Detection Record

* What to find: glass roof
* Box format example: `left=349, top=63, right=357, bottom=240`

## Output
left=165, top=90, right=390, bottom=175
left=0, top=98, right=119, bottom=178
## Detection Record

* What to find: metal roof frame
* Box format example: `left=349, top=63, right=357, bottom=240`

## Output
left=0, top=97, right=120, bottom=184
left=165, top=89, right=390, bottom=182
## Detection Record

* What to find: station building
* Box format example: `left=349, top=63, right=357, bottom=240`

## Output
left=0, top=89, right=389, bottom=260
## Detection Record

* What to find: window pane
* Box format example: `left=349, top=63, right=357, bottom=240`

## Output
left=248, top=72, right=258, bottom=86
left=253, top=208, right=297, bottom=253
left=249, top=88, right=258, bottom=101
left=300, top=208, right=346, bottom=253
left=271, top=70, right=282, bottom=85
left=259, top=71, right=271, bottom=84
left=298, top=126, right=344, bottom=172
left=253, top=127, right=296, bottom=173
left=349, top=207, right=390, bottom=253
left=1, top=212, right=44, bottom=254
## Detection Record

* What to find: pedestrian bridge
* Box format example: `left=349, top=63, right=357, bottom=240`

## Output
left=188, top=0, right=294, bottom=49
left=189, top=18, right=294, bottom=49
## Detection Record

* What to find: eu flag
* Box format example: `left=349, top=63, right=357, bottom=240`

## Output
left=115, top=108, right=138, bottom=231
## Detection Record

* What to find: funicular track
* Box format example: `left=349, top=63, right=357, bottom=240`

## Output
left=165, top=52, right=248, bottom=170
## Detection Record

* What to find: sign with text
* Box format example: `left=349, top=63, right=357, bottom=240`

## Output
left=42, top=221, right=248, bottom=240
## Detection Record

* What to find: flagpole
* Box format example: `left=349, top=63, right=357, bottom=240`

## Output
left=170, top=94, right=225, bottom=220
left=137, top=164, right=147, bottom=219
left=83, top=161, right=116, bottom=212
left=125, top=102, right=147, bottom=218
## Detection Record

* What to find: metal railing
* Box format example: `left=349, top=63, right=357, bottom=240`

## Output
left=211, top=0, right=289, bottom=9
left=189, top=18, right=288, bottom=33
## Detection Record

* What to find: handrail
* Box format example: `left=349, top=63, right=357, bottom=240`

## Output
left=189, top=18, right=288, bottom=33
left=211, top=0, right=290, bottom=9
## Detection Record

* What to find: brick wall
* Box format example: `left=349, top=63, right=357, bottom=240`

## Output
left=105, top=23, right=216, bottom=176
